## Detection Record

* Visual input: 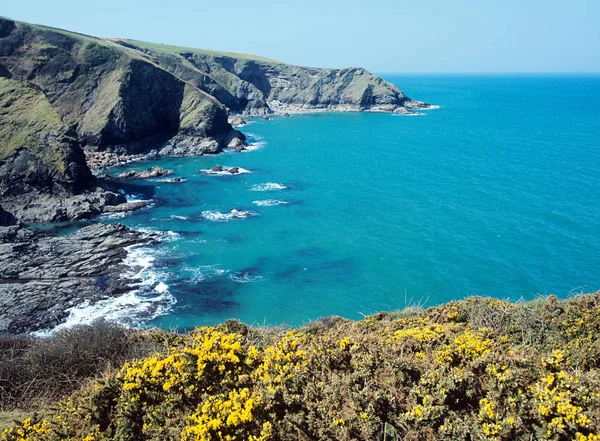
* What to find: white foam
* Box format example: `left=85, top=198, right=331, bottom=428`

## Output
left=250, top=182, right=288, bottom=192
left=252, top=199, right=289, bottom=207
left=169, top=215, right=188, bottom=220
left=154, top=282, right=169, bottom=293
left=156, top=177, right=189, bottom=183
left=241, top=142, right=264, bottom=152
left=182, top=265, right=228, bottom=283
left=229, top=273, right=263, bottom=283
left=200, top=167, right=251, bottom=176
left=425, top=104, right=441, bottom=110
left=201, top=209, right=257, bottom=222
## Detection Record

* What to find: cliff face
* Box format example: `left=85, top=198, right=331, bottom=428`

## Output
left=114, top=40, right=428, bottom=116
left=0, top=77, right=127, bottom=222
left=0, top=19, right=240, bottom=154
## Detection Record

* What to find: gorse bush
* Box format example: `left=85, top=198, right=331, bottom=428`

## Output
left=2, top=293, right=600, bottom=441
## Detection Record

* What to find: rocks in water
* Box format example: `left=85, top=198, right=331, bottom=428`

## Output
left=0, top=223, right=155, bottom=334
left=117, top=166, right=174, bottom=180
left=283, top=112, right=291, bottom=117
left=263, top=116, right=271, bottom=120
left=103, top=201, right=149, bottom=213
left=228, top=115, right=247, bottom=127
left=228, top=137, right=246, bottom=152
left=202, top=166, right=248, bottom=176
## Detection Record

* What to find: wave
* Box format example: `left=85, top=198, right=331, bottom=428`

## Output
left=242, top=142, right=265, bottom=152
left=201, top=209, right=258, bottom=222
left=182, top=265, right=228, bottom=283
left=425, top=104, right=441, bottom=110
left=32, top=244, right=176, bottom=337
left=229, top=272, right=263, bottom=283
left=250, top=182, right=288, bottom=192
left=200, top=167, right=251, bottom=176
left=252, top=199, right=289, bottom=207
left=168, top=215, right=188, bottom=220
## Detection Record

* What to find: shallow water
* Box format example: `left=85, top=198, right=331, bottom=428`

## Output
left=67, top=74, right=600, bottom=330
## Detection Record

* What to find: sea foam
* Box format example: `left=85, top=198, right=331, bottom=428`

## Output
left=250, top=182, right=288, bottom=192
left=252, top=199, right=289, bottom=207
left=201, top=209, right=258, bottom=222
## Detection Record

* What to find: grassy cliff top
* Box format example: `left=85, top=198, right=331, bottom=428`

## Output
left=8, top=18, right=282, bottom=65
left=115, top=39, right=282, bottom=64
left=2, top=293, right=599, bottom=440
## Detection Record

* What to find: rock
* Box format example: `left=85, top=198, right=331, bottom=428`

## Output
left=228, top=115, right=247, bottom=127
left=212, top=165, right=224, bottom=172
left=263, top=116, right=270, bottom=120
left=1, top=189, right=126, bottom=223
left=228, top=167, right=240, bottom=174
left=283, top=112, right=291, bottom=117
left=117, top=166, right=173, bottom=180
left=103, top=201, right=149, bottom=213
left=227, top=137, right=246, bottom=151
left=0, top=223, right=155, bottom=334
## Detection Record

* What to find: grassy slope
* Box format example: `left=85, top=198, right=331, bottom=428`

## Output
left=1, top=293, right=599, bottom=441
left=0, top=78, right=73, bottom=175
left=121, top=39, right=281, bottom=64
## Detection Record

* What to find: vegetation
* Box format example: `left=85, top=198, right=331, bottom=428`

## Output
left=0, top=78, right=63, bottom=160
left=120, top=39, right=280, bottom=64
left=1, top=293, right=599, bottom=440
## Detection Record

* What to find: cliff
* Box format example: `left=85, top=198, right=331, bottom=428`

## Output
left=0, top=16, right=427, bottom=222
left=110, top=39, right=428, bottom=116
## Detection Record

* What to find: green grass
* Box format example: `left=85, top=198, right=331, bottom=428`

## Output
left=120, top=39, right=281, bottom=64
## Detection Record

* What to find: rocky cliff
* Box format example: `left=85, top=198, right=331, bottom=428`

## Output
left=0, top=17, right=427, bottom=223
left=111, top=40, right=429, bottom=116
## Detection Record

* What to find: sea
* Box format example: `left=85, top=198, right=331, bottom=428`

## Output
left=48, top=74, right=600, bottom=332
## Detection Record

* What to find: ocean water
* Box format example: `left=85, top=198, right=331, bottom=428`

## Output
left=68, top=74, right=600, bottom=330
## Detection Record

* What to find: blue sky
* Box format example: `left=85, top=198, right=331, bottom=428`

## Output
left=2, top=0, right=599, bottom=73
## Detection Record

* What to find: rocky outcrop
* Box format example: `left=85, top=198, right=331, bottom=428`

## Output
left=0, top=223, right=154, bottom=334
left=117, top=166, right=173, bottom=179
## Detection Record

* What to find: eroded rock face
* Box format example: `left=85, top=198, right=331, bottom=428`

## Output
left=0, top=223, right=154, bottom=334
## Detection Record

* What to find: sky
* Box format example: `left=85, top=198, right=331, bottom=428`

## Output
left=1, top=0, right=599, bottom=73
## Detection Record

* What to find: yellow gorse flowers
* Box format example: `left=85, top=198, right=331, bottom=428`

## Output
left=2, top=294, right=600, bottom=441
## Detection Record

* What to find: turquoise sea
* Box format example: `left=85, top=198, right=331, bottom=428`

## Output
left=59, top=75, right=600, bottom=331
